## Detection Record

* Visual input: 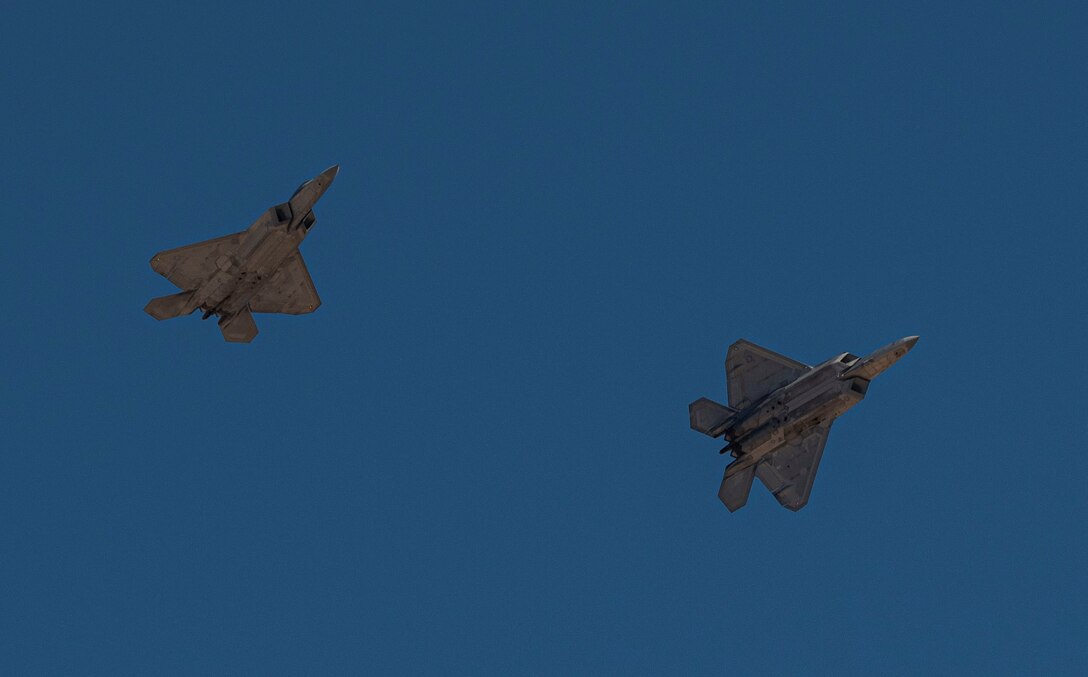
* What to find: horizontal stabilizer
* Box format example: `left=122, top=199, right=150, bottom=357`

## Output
left=719, top=460, right=756, bottom=512
left=689, top=397, right=738, bottom=437
left=144, top=291, right=196, bottom=320
left=218, top=308, right=258, bottom=343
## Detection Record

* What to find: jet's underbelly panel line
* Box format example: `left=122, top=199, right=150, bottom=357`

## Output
left=220, top=231, right=304, bottom=314
left=192, top=270, right=235, bottom=308
left=245, top=230, right=291, bottom=272
left=236, top=232, right=263, bottom=261
left=727, top=375, right=865, bottom=460
left=188, top=227, right=304, bottom=316
left=731, top=373, right=836, bottom=435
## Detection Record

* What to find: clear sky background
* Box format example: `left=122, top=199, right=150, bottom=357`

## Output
left=2, top=2, right=1086, bottom=675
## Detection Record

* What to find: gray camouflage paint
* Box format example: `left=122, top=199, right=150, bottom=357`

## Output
left=144, top=166, right=339, bottom=342
left=690, top=336, right=918, bottom=512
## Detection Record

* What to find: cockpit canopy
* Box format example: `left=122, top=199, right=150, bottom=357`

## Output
left=291, top=179, right=313, bottom=199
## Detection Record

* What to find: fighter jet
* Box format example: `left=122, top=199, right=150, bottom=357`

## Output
left=689, top=336, right=918, bottom=512
left=144, top=166, right=339, bottom=342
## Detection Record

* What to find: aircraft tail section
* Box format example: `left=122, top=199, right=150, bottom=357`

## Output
left=218, top=307, right=259, bottom=343
left=144, top=291, right=197, bottom=320
left=718, top=460, right=756, bottom=512
left=689, top=397, right=738, bottom=437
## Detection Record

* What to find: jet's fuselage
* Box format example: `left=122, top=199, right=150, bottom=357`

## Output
left=688, top=335, right=918, bottom=511
left=726, top=356, right=868, bottom=463
left=191, top=164, right=338, bottom=318
left=188, top=217, right=308, bottom=315
left=722, top=336, right=918, bottom=467
left=144, top=165, right=339, bottom=342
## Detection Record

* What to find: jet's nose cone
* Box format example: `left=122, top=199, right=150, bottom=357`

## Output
left=323, top=165, right=340, bottom=181
left=902, top=335, right=920, bottom=350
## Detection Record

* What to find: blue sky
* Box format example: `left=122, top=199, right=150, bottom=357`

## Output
left=2, top=2, right=1086, bottom=674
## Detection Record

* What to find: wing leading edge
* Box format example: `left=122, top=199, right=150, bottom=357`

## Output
left=150, top=232, right=245, bottom=291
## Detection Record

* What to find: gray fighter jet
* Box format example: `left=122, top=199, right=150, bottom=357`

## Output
left=689, top=336, right=918, bottom=512
left=144, top=166, right=339, bottom=342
